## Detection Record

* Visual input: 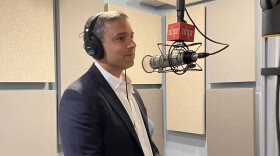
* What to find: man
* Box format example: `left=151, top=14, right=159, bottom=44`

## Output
left=58, top=10, right=160, bottom=156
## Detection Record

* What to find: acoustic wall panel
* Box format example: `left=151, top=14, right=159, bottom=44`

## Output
left=106, top=3, right=162, bottom=84
left=166, top=5, right=205, bottom=134
left=0, top=0, right=55, bottom=82
left=59, top=0, right=104, bottom=93
left=138, top=89, right=164, bottom=156
left=207, top=0, right=256, bottom=83
left=0, top=90, right=56, bottom=156
left=207, top=88, right=255, bottom=156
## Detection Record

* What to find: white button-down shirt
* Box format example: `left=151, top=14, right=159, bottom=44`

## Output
left=95, top=62, right=153, bottom=156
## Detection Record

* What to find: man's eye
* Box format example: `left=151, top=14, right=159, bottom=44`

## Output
left=117, top=37, right=125, bottom=41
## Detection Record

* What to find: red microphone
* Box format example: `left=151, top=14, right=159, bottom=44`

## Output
left=167, top=22, right=195, bottom=42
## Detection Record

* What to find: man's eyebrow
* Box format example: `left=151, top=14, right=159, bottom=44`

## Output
left=115, top=32, right=134, bottom=37
left=116, top=32, right=128, bottom=37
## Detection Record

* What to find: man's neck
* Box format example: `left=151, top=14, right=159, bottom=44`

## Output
left=96, top=61, right=122, bottom=78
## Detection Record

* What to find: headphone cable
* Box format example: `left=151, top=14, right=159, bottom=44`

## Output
left=125, top=70, right=130, bottom=102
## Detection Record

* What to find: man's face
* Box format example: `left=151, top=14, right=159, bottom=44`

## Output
left=101, top=18, right=136, bottom=76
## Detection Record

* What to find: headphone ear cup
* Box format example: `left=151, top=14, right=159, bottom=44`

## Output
left=90, top=35, right=104, bottom=60
left=83, top=14, right=104, bottom=59
left=261, top=0, right=280, bottom=10
left=261, top=0, right=269, bottom=10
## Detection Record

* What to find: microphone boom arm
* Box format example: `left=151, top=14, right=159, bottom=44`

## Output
left=177, top=0, right=185, bottom=22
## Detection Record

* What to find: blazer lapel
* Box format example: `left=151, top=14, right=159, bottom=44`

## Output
left=99, top=87, right=141, bottom=145
left=88, top=64, right=141, bottom=147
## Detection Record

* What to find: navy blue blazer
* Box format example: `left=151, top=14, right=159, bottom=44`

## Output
left=59, top=63, right=160, bottom=156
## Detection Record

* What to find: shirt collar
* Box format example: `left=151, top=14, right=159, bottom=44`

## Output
left=95, top=62, right=133, bottom=93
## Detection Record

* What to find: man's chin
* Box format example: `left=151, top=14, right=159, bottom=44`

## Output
left=125, top=62, right=134, bottom=70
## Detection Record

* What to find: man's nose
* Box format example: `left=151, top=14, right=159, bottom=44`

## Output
left=127, top=39, right=136, bottom=49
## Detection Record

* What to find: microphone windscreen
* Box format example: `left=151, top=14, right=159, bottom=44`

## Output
left=142, top=55, right=155, bottom=73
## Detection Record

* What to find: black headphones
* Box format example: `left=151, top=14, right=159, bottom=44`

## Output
left=83, top=14, right=104, bottom=59
left=260, top=0, right=280, bottom=10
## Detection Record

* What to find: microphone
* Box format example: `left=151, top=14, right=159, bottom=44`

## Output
left=142, top=50, right=209, bottom=73
left=141, top=0, right=228, bottom=75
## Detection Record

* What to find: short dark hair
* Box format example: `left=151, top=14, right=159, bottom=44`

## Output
left=93, top=11, right=128, bottom=41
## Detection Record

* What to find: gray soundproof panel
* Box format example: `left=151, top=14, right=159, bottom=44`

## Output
left=207, top=88, right=255, bottom=156
left=166, top=5, right=206, bottom=134
left=138, top=89, right=164, bottom=156
left=0, top=0, right=55, bottom=82
left=0, top=90, right=56, bottom=156
left=207, top=0, right=256, bottom=83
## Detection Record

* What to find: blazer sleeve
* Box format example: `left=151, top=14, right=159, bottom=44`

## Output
left=58, top=89, right=103, bottom=156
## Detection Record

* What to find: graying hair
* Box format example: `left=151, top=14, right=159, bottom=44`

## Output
left=93, top=11, right=128, bottom=41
